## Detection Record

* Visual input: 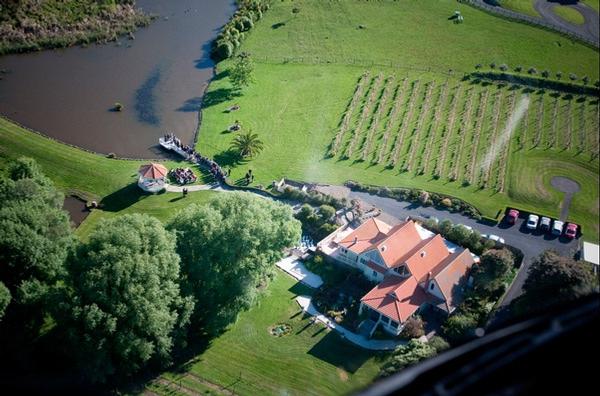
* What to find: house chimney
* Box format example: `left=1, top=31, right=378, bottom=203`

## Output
left=353, top=236, right=358, bottom=245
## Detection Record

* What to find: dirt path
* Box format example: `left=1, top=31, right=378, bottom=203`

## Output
left=551, top=176, right=581, bottom=221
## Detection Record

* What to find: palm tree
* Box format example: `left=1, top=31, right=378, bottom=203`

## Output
left=230, top=130, right=264, bottom=158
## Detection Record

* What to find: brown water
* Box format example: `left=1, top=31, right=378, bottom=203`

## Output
left=62, top=196, right=90, bottom=227
left=0, top=0, right=235, bottom=158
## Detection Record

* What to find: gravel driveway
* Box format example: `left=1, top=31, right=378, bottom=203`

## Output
left=534, top=0, right=599, bottom=44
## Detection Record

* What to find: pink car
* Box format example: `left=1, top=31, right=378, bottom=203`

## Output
left=505, top=209, right=519, bottom=225
left=564, top=223, right=578, bottom=239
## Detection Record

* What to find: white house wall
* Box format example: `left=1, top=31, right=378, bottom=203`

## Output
left=427, top=279, right=446, bottom=301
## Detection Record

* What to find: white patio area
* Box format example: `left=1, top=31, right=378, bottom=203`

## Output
left=275, top=256, right=323, bottom=288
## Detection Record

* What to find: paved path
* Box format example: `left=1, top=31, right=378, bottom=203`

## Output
left=165, top=182, right=226, bottom=193
left=276, top=256, right=323, bottom=288
left=551, top=176, right=581, bottom=222
left=534, top=0, right=599, bottom=44
left=296, top=296, right=406, bottom=351
left=348, top=191, right=580, bottom=309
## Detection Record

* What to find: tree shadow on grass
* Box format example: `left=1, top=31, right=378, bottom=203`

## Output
left=202, top=88, right=241, bottom=108
left=99, top=183, right=151, bottom=212
left=307, top=331, right=371, bottom=373
left=213, top=149, right=247, bottom=168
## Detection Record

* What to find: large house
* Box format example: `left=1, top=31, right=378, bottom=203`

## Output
left=318, top=218, right=476, bottom=336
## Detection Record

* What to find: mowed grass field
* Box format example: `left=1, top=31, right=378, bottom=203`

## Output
left=146, top=273, right=382, bottom=396
left=197, top=0, right=600, bottom=241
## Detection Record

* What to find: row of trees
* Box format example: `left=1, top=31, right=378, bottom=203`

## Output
left=0, top=158, right=301, bottom=384
left=478, top=63, right=599, bottom=87
left=211, top=0, right=270, bottom=60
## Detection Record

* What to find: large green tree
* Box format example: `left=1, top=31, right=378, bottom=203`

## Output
left=0, top=157, right=73, bottom=316
left=168, top=192, right=301, bottom=334
left=471, top=248, right=514, bottom=295
left=379, top=339, right=438, bottom=378
left=55, top=214, right=193, bottom=383
left=229, top=52, right=255, bottom=91
left=514, top=250, right=597, bottom=314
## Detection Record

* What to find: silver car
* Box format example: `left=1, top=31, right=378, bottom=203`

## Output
left=552, top=220, right=564, bottom=236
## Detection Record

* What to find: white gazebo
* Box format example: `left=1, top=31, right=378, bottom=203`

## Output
left=138, top=163, right=168, bottom=193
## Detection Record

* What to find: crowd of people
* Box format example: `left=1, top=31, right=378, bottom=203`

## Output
left=163, top=133, right=227, bottom=182
left=169, top=168, right=197, bottom=185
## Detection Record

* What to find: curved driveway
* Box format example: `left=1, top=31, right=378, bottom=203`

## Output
left=534, top=0, right=599, bottom=44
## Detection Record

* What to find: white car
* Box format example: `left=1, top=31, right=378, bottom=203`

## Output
left=526, top=214, right=539, bottom=230
left=484, top=234, right=505, bottom=244
left=552, top=220, right=564, bottom=236
left=459, top=224, right=473, bottom=232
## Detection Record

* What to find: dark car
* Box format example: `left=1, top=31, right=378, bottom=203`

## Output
left=540, top=217, right=551, bottom=232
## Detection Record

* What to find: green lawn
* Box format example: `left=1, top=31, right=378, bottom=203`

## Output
left=552, top=5, right=586, bottom=25
left=75, top=190, right=218, bottom=240
left=241, top=0, right=598, bottom=78
left=500, top=0, right=539, bottom=17
left=582, top=0, right=600, bottom=12
left=508, top=150, right=599, bottom=238
left=149, top=273, right=382, bottom=396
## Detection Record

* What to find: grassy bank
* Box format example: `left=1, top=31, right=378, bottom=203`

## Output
left=146, top=273, right=382, bottom=396
left=0, top=117, right=183, bottom=199
left=0, top=0, right=150, bottom=54
left=499, top=0, right=539, bottom=17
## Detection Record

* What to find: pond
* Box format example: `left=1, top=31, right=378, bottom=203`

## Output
left=62, top=196, right=90, bottom=228
left=0, top=0, right=235, bottom=159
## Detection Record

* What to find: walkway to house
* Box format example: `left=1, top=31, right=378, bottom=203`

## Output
left=165, top=182, right=226, bottom=193
left=276, top=256, right=323, bottom=288
left=295, top=295, right=406, bottom=351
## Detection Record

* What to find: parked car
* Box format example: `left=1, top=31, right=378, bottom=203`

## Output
left=540, top=217, right=551, bottom=232
left=552, top=220, right=564, bottom=236
left=526, top=214, right=539, bottom=230
left=483, top=234, right=505, bottom=244
left=459, top=224, right=473, bottom=232
left=505, top=209, right=519, bottom=225
left=565, top=223, right=578, bottom=239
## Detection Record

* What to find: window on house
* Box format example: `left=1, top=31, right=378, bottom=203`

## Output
left=390, top=320, right=399, bottom=328
left=372, top=270, right=378, bottom=277
left=360, top=258, right=367, bottom=264
left=430, top=283, right=435, bottom=290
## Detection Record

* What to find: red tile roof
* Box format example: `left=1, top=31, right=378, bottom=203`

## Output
left=403, top=235, right=450, bottom=283
left=138, top=163, right=168, bottom=179
left=370, top=220, right=423, bottom=268
left=361, top=276, right=431, bottom=323
left=431, top=249, right=475, bottom=312
left=339, top=218, right=391, bottom=254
